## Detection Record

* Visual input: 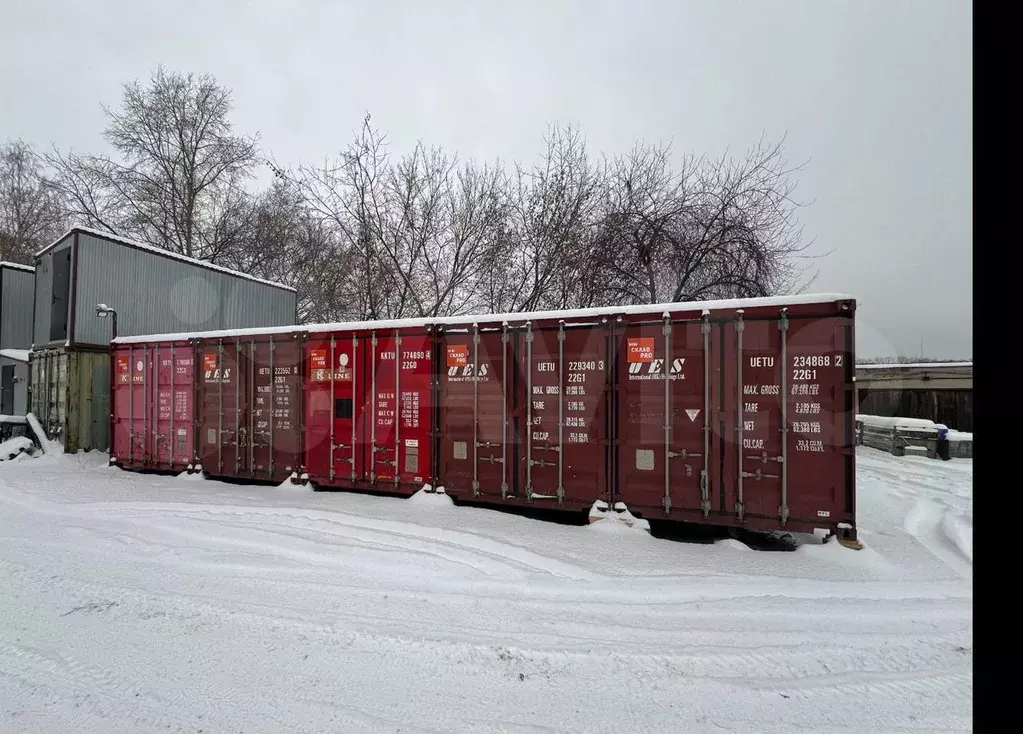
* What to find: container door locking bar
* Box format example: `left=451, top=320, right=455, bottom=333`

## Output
left=700, top=313, right=712, bottom=518
left=778, top=307, right=790, bottom=526
left=472, top=324, right=480, bottom=496
left=734, top=311, right=745, bottom=522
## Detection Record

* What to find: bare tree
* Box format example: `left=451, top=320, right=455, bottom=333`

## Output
left=233, top=178, right=343, bottom=322
left=295, top=114, right=512, bottom=321
left=487, top=123, right=603, bottom=313
left=593, top=134, right=816, bottom=305
left=47, top=66, right=259, bottom=262
left=0, top=140, right=67, bottom=262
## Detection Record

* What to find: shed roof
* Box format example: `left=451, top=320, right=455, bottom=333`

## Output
left=0, top=261, right=35, bottom=273
left=34, top=226, right=295, bottom=293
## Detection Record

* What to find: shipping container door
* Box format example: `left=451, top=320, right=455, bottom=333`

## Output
left=368, top=331, right=434, bottom=489
left=440, top=328, right=511, bottom=498
left=395, top=333, right=432, bottom=486
left=45, top=352, right=69, bottom=441
left=153, top=344, right=193, bottom=468
left=198, top=341, right=245, bottom=476
left=517, top=323, right=608, bottom=505
left=305, top=335, right=361, bottom=485
left=111, top=350, right=131, bottom=462
left=721, top=311, right=854, bottom=529
left=615, top=316, right=712, bottom=517
left=369, top=332, right=399, bottom=485
left=782, top=316, right=855, bottom=526
left=111, top=347, right=150, bottom=466
left=248, top=337, right=303, bottom=480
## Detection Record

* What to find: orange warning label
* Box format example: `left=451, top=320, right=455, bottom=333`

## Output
left=627, top=338, right=655, bottom=363
left=203, top=353, right=218, bottom=372
left=310, top=349, right=328, bottom=370
left=447, top=345, right=469, bottom=368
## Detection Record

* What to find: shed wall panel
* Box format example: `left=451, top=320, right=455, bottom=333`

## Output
left=221, top=276, right=297, bottom=332
left=1, top=267, right=35, bottom=349
left=33, top=245, right=62, bottom=347
left=72, top=232, right=297, bottom=346
left=72, top=233, right=222, bottom=345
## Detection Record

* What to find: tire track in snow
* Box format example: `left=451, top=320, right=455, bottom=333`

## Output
left=85, top=505, right=972, bottom=602
left=904, top=499, right=972, bottom=579
left=0, top=558, right=971, bottom=696
left=0, top=641, right=196, bottom=732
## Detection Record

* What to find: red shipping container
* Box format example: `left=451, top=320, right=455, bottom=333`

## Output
left=437, top=298, right=856, bottom=538
left=110, top=340, right=194, bottom=472
left=110, top=294, right=857, bottom=542
left=194, top=333, right=304, bottom=482
left=438, top=315, right=612, bottom=508
left=305, top=327, right=435, bottom=492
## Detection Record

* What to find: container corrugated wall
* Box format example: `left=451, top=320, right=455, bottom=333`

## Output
left=29, top=347, right=110, bottom=453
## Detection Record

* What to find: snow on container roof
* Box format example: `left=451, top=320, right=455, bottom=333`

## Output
left=0, top=261, right=35, bottom=273
left=34, top=226, right=296, bottom=293
left=113, top=292, right=854, bottom=344
left=856, top=361, right=972, bottom=370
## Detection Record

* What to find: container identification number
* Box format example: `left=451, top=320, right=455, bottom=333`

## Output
left=792, top=354, right=843, bottom=367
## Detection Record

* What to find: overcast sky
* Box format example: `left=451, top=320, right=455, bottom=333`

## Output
left=1, top=0, right=971, bottom=358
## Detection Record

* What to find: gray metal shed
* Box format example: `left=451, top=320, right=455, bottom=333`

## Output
left=0, top=262, right=35, bottom=415
left=29, top=227, right=298, bottom=452
left=33, top=227, right=297, bottom=349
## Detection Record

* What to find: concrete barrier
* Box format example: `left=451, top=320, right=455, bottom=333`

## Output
left=856, top=414, right=941, bottom=458
left=947, top=430, right=973, bottom=459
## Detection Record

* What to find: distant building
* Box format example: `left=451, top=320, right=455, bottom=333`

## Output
left=30, top=227, right=298, bottom=452
left=855, top=361, right=972, bottom=432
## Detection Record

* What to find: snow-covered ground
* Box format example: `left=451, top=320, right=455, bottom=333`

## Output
left=0, top=449, right=972, bottom=732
